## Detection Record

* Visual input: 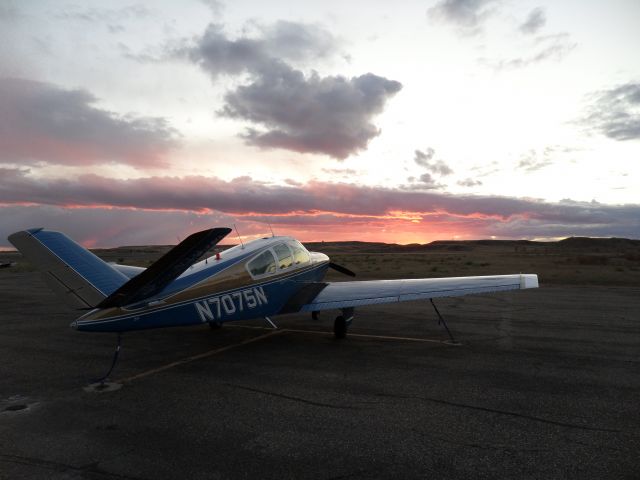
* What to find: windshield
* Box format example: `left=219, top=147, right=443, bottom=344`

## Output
left=273, top=243, right=293, bottom=270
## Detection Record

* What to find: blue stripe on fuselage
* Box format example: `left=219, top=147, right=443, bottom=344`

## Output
left=74, top=262, right=329, bottom=332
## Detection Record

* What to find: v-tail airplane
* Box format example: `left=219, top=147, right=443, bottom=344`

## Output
left=8, top=227, right=538, bottom=378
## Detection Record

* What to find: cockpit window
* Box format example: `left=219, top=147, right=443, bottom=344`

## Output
left=273, top=243, right=293, bottom=270
left=289, top=241, right=310, bottom=265
left=248, top=250, right=277, bottom=277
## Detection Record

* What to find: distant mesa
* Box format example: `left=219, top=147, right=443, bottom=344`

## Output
left=557, top=237, right=640, bottom=249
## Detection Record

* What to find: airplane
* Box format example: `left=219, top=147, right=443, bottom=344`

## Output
left=8, top=227, right=538, bottom=380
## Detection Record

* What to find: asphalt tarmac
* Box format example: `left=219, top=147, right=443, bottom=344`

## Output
left=1, top=271, right=639, bottom=479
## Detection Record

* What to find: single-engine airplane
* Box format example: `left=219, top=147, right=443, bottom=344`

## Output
left=9, top=227, right=538, bottom=378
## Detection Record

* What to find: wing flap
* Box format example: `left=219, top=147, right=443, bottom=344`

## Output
left=299, top=274, right=538, bottom=312
left=97, top=227, right=231, bottom=308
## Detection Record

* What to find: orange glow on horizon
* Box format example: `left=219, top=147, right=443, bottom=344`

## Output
left=2, top=204, right=523, bottom=247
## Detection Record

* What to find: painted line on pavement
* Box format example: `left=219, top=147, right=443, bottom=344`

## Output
left=117, top=324, right=460, bottom=384
left=228, top=324, right=461, bottom=346
left=117, top=329, right=284, bottom=384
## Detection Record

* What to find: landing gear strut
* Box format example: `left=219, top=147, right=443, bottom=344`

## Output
left=333, top=307, right=354, bottom=339
left=430, top=298, right=457, bottom=344
left=94, top=332, right=123, bottom=385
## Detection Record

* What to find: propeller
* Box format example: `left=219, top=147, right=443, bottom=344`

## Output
left=329, top=262, right=356, bottom=277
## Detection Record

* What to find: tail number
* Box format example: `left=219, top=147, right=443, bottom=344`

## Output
left=195, top=287, right=268, bottom=322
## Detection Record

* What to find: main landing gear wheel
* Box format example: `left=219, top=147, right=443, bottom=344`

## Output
left=208, top=321, right=222, bottom=330
left=334, top=315, right=347, bottom=339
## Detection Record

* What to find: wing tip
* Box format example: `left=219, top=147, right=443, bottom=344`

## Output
left=520, top=274, right=539, bottom=289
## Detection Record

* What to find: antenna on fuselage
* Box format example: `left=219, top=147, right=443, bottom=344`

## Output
left=267, top=222, right=274, bottom=238
left=233, top=224, right=245, bottom=249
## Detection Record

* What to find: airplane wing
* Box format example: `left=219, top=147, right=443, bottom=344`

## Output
left=297, top=274, right=538, bottom=312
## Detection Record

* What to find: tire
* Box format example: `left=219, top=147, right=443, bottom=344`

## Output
left=334, top=315, right=347, bottom=339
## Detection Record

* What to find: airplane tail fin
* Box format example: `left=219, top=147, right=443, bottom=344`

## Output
left=8, top=228, right=129, bottom=309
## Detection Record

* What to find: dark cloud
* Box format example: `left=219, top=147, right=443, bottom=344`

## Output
left=188, top=22, right=401, bottom=159
left=415, top=173, right=443, bottom=189
left=189, top=22, right=337, bottom=78
left=1, top=168, right=638, bottom=246
left=428, top=0, right=499, bottom=34
left=457, top=178, right=482, bottom=187
left=188, top=23, right=270, bottom=76
left=257, top=20, right=337, bottom=64
left=582, top=83, right=640, bottom=141
left=222, top=67, right=402, bottom=159
left=519, top=7, right=546, bottom=35
left=480, top=33, right=575, bottom=70
left=414, top=149, right=453, bottom=176
left=0, top=77, right=179, bottom=168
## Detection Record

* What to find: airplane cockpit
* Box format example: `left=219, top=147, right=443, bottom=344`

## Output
left=246, top=239, right=311, bottom=279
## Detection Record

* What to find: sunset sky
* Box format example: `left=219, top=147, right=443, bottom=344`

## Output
left=1, top=0, right=639, bottom=247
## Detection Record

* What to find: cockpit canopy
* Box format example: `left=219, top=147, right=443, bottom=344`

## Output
left=246, top=239, right=310, bottom=279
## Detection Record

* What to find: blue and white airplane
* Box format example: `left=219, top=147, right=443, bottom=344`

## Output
left=9, top=227, right=538, bottom=340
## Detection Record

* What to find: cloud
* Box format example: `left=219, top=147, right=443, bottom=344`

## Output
left=414, top=147, right=435, bottom=164
left=415, top=173, right=444, bottom=189
left=257, top=20, right=337, bottom=64
left=188, top=22, right=401, bottom=159
left=200, top=0, right=224, bottom=17
left=428, top=0, right=499, bottom=34
left=414, top=148, right=454, bottom=176
left=581, top=83, right=640, bottom=141
left=55, top=5, right=152, bottom=23
left=480, top=33, right=576, bottom=70
left=1, top=169, right=639, bottom=246
left=457, top=178, right=482, bottom=187
left=189, top=22, right=337, bottom=79
left=0, top=204, right=238, bottom=248
left=408, top=148, right=450, bottom=189
left=222, top=67, right=402, bottom=159
left=321, top=168, right=358, bottom=176
left=0, top=77, right=179, bottom=168
left=519, top=7, right=546, bottom=35
left=0, top=2, right=21, bottom=21
left=517, top=149, right=553, bottom=172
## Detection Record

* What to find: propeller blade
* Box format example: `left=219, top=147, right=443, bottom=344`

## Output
left=329, top=262, right=356, bottom=277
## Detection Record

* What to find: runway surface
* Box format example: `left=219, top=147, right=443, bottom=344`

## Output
left=1, top=271, right=639, bottom=479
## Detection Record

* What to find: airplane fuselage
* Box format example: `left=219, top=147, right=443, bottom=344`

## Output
left=73, top=237, right=330, bottom=332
